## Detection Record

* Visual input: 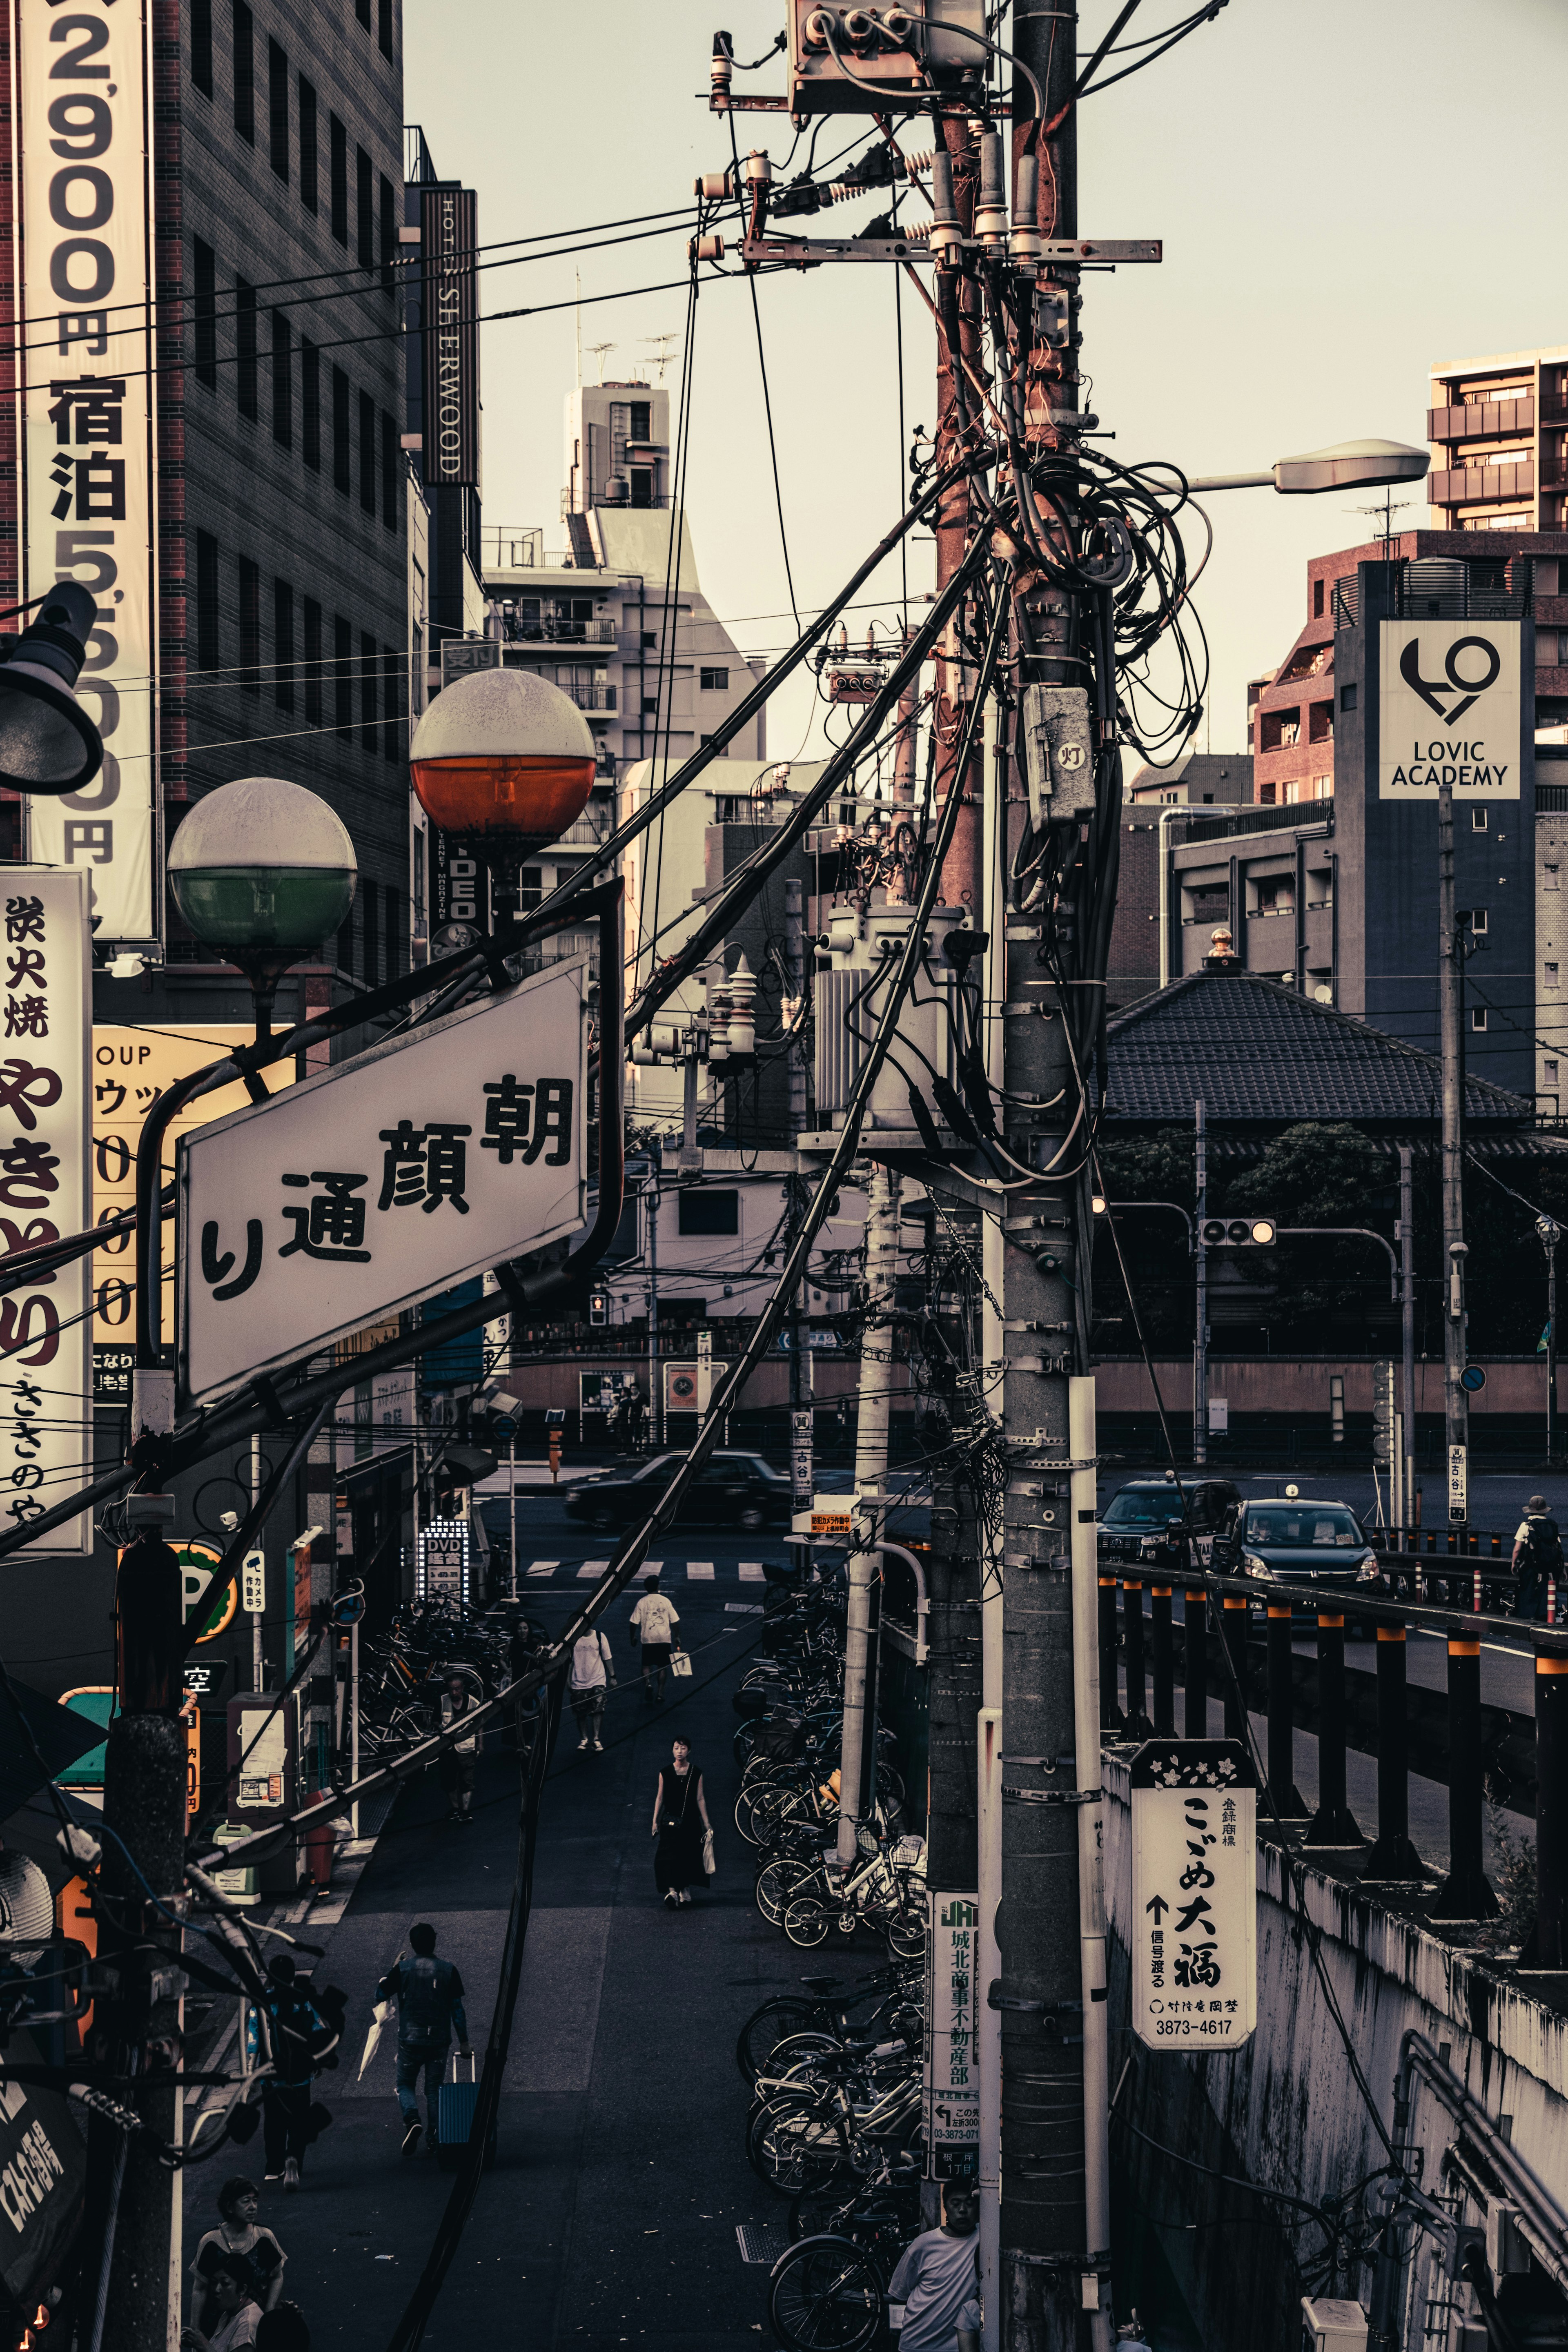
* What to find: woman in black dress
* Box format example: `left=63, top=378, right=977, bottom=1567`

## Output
left=651, top=1737, right=712, bottom=1908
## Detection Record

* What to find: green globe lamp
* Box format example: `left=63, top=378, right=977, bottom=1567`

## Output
left=168, top=775, right=357, bottom=1034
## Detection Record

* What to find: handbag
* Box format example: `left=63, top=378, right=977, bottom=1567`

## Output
left=702, top=1827, right=716, bottom=1880
left=670, top=1648, right=693, bottom=1678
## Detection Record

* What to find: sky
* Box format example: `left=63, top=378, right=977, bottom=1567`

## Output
left=402, top=0, right=1566, bottom=770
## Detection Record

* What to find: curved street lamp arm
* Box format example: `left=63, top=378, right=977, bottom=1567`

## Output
left=1276, top=1225, right=1400, bottom=1301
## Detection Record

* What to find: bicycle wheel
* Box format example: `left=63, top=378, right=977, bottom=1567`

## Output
left=750, top=2097, right=846, bottom=2198
left=767, top=2237, right=883, bottom=2352
left=784, top=1897, right=837, bottom=1950
left=884, top=1902, right=926, bottom=1964
left=737, top=1997, right=820, bottom=2085
left=765, top=2029, right=846, bottom=2085
left=756, top=1857, right=816, bottom=1927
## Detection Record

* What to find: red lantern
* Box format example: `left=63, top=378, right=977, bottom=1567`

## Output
left=410, top=667, right=597, bottom=863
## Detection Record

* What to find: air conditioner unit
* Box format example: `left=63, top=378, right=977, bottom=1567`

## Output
left=1300, top=2300, right=1368, bottom=2352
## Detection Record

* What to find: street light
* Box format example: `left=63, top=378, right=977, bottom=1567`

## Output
left=1180, top=438, right=1431, bottom=497
left=167, top=775, right=357, bottom=1033
left=409, top=666, right=597, bottom=920
left=0, top=580, right=105, bottom=794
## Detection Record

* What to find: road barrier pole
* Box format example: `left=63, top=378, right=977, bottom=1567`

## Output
left=1185, top=1586, right=1209, bottom=1738
left=1522, top=1650, right=1568, bottom=1969
left=1429, top=1633, right=1499, bottom=1920
left=1265, top=1604, right=1303, bottom=1817
left=1303, top=1613, right=1364, bottom=1848
left=1098, top=1577, right=1123, bottom=1735
left=1122, top=1580, right=1152, bottom=1740
left=1220, top=1597, right=1248, bottom=1741
left=1150, top=1586, right=1174, bottom=1736
left=1364, top=1621, right=1423, bottom=1881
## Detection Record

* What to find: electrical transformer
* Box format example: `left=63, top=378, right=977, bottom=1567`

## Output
left=813, top=901, right=973, bottom=1137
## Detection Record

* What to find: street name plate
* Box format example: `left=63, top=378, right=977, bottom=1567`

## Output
left=178, top=959, right=587, bottom=1405
left=1129, top=1740, right=1256, bottom=2054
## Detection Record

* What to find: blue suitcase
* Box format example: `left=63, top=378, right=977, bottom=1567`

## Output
left=436, top=2049, right=480, bottom=2170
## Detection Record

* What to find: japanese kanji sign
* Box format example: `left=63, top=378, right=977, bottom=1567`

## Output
left=18, top=0, right=157, bottom=941
left=0, top=871, right=91, bottom=1553
left=1129, top=1740, right=1256, bottom=2053
left=177, top=958, right=588, bottom=1405
left=924, top=1891, right=980, bottom=2176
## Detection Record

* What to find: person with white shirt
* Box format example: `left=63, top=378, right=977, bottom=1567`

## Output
left=628, top=1576, right=680, bottom=1704
left=885, top=2182, right=980, bottom=2352
left=569, top=1627, right=615, bottom=1751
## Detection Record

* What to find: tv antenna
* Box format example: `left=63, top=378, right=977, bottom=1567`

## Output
left=1350, top=493, right=1412, bottom=548
left=642, top=333, right=679, bottom=383
left=586, top=341, right=617, bottom=382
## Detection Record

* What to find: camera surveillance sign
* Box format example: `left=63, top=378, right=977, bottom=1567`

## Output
left=1379, top=621, right=1521, bottom=799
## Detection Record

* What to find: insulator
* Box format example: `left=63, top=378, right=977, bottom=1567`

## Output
left=928, top=151, right=962, bottom=263
left=880, top=7, right=919, bottom=46
left=802, top=7, right=836, bottom=50
left=726, top=954, right=757, bottom=1058
left=741, top=149, right=772, bottom=185
left=690, top=232, right=726, bottom=262
left=973, top=130, right=1008, bottom=246
left=1010, top=153, right=1043, bottom=266
left=694, top=167, right=733, bottom=199
left=710, top=30, right=733, bottom=105
left=841, top=7, right=877, bottom=47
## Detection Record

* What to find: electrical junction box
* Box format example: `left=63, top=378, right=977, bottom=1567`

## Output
left=1020, top=685, right=1094, bottom=829
left=813, top=902, right=969, bottom=1134
left=1485, top=2198, right=1530, bottom=2281
left=788, top=0, right=986, bottom=116
left=1299, top=2299, right=1369, bottom=2352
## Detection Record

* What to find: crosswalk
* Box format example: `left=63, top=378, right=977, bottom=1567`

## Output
left=519, top=1558, right=772, bottom=1586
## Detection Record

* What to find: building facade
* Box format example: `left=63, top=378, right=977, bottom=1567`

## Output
left=1428, top=345, right=1568, bottom=537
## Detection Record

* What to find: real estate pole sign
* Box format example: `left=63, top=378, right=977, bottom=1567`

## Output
left=177, top=959, right=588, bottom=1406
left=1379, top=620, right=1522, bottom=799
left=17, top=0, right=158, bottom=942
left=1129, top=1740, right=1256, bottom=2054
left=924, top=1891, right=980, bottom=2177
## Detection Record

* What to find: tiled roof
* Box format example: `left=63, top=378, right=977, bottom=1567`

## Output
left=1104, top=969, right=1530, bottom=1125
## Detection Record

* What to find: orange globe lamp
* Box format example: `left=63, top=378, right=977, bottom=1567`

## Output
left=409, top=667, right=597, bottom=919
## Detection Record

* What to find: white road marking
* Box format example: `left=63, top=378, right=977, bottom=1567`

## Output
left=526, top=1561, right=560, bottom=1577
left=578, top=1560, right=610, bottom=1578
left=686, top=1562, right=715, bottom=1580
left=739, top=1562, right=765, bottom=1581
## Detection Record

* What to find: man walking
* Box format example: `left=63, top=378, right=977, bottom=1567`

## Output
left=1513, top=1494, right=1563, bottom=1622
left=885, top=2181, right=980, bottom=2352
left=379, top=1922, right=471, bottom=2159
left=569, top=1625, right=615, bottom=1751
left=438, top=1672, right=481, bottom=1823
left=629, top=1575, right=680, bottom=1705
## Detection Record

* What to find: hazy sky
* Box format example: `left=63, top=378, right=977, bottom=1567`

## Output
left=403, top=0, right=1564, bottom=767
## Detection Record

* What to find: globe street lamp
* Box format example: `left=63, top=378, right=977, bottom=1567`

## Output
left=167, top=775, right=357, bottom=1036
left=408, top=666, right=597, bottom=926
left=0, top=580, right=106, bottom=793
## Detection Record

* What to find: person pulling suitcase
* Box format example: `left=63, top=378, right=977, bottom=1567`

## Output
left=377, top=1923, right=471, bottom=2159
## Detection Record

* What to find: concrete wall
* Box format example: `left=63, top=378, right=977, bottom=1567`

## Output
left=1094, top=1356, right=1563, bottom=1416
left=1103, top=1757, right=1568, bottom=2345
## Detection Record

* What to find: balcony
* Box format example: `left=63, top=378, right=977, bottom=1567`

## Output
left=565, top=684, right=617, bottom=714
left=1429, top=462, right=1536, bottom=507
left=1428, top=396, right=1534, bottom=442
left=501, top=618, right=618, bottom=648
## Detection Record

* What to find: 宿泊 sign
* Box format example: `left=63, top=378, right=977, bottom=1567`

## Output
left=924, top=1891, right=979, bottom=2175
left=1379, top=621, right=1521, bottom=799
left=177, top=960, right=587, bottom=1405
left=1129, top=1740, right=1256, bottom=2053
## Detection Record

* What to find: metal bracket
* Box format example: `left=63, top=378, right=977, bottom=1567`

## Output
left=742, top=233, right=1162, bottom=269
left=1003, top=1550, right=1070, bottom=1574
left=1001, top=1785, right=1104, bottom=1806
left=1003, top=1352, right=1074, bottom=1376
left=1002, top=1216, right=1070, bottom=1235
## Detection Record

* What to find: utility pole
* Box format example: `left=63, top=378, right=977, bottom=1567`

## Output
left=1399, top=1145, right=1416, bottom=1529
left=785, top=877, right=814, bottom=1515
left=1194, top=1099, right=1209, bottom=1467
left=1438, top=782, right=1468, bottom=1523
left=933, top=112, right=983, bottom=911
left=1539, top=1215, right=1561, bottom=1467
left=646, top=1145, right=662, bottom=1450
left=838, top=1162, right=901, bottom=1866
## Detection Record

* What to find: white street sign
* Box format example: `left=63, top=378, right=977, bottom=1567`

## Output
left=0, top=871, right=91, bottom=1553
left=1130, top=1741, right=1256, bottom=2053
left=242, top=1550, right=266, bottom=1617
left=1448, top=1441, right=1468, bottom=1525
left=924, top=1891, right=979, bottom=2166
left=1378, top=620, right=1521, bottom=800
left=178, top=959, right=588, bottom=1405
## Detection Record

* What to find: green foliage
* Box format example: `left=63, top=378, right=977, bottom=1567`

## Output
left=1221, top=1123, right=1390, bottom=1227
left=1096, top=1130, right=1196, bottom=1209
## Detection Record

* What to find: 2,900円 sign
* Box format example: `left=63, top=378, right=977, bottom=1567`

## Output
left=178, top=958, right=588, bottom=1405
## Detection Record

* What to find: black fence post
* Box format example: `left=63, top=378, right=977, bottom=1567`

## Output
left=1363, top=1621, right=1423, bottom=1882
left=1099, top=1575, right=1123, bottom=1735
left=1220, top=1596, right=1248, bottom=1743
left=1521, top=1650, right=1568, bottom=1969
left=1265, top=1603, right=1305, bottom=1818
left=1150, top=1584, right=1174, bottom=1737
left=1303, top=1611, right=1364, bottom=1849
left=1428, top=1633, right=1499, bottom=1921
left=1123, top=1578, right=1152, bottom=1741
left=1184, top=1585, right=1208, bottom=1738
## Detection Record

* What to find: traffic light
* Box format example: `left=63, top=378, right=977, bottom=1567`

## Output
left=588, top=1288, right=608, bottom=1327
left=1200, top=1215, right=1279, bottom=1247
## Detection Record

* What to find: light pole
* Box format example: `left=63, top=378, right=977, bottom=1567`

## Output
left=1539, top=1216, right=1561, bottom=1466
left=1439, top=781, right=1469, bottom=1523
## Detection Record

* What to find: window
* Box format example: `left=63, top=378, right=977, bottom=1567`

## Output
left=329, top=114, right=348, bottom=247
left=1312, top=773, right=1334, bottom=800
left=1313, top=578, right=1325, bottom=618
left=629, top=468, right=653, bottom=508
left=1461, top=908, right=1488, bottom=934
left=379, top=173, right=396, bottom=295
left=196, top=531, right=219, bottom=675
left=356, top=146, right=373, bottom=270
left=334, top=616, right=353, bottom=733
left=1471, top=1007, right=1488, bottom=1031
left=378, top=0, right=394, bottom=59
left=1549, top=964, right=1561, bottom=990
left=303, top=597, right=322, bottom=724
left=361, top=632, right=377, bottom=751
left=232, top=1, right=254, bottom=141
left=357, top=389, right=375, bottom=513
left=191, top=0, right=212, bottom=94
left=269, top=579, right=294, bottom=713
left=301, top=340, right=320, bottom=469
left=629, top=400, right=651, bottom=440
left=1254, top=878, right=1294, bottom=917
left=238, top=557, right=260, bottom=695
left=1340, top=682, right=1357, bottom=712
left=267, top=39, right=288, bottom=178
left=1547, top=1060, right=1560, bottom=1084
left=678, top=1189, right=739, bottom=1236
left=194, top=239, right=217, bottom=389
left=1309, top=700, right=1333, bottom=744
left=332, top=366, right=350, bottom=493
left=270, top=312, right=292, bottom=448
left=699, top=666, right=728, bottom=690
left=641, top=695, right=659, bottom=715
left=235, top=281, right=257, bottom=417
left=1260, top=708, right=1300, bottom=752
left=380, top=410, right=397, bottom=529
left=519, top=867, right=542, bottom=913
left=361, top=879, right=378, bottom=987
left=298, top=78, right=317, bottom=212
left=1473, top=807, right=1490, bottom=831
left=1548, top=864, right=1561, bottom=891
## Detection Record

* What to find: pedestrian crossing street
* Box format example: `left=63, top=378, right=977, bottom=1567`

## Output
left=521, top=1557, right=770, bottom=1584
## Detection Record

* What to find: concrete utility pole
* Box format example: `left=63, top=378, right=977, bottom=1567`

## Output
left=932, top=114, right=983, bottom=912
left=786, top=877, right=814, bottom=1513
left=838, top=1162, right=901, bottom=1865
left=1194, top=1099, right=1209, bottom=1466
left=646, top=1147, right=662, bottom=1449
left=1438, top=782, right=1468, bottom=1522
left=1399, top=1145, right=1416, bottom=1527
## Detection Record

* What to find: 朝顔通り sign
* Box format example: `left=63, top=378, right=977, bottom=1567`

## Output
left=1378, top=621, right=1522, bottom=799
left=1129, top=1740, right=1256, bottom=2054
left=178, top=960, right=588, bottom=1405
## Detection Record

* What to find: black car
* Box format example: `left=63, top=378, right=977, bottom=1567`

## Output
left=560, top=1450, right=792, bottom=1535
left=1096, top=1478, right=1241, bottom=1576
left=1212, top=1494, right=1381, bottom=1622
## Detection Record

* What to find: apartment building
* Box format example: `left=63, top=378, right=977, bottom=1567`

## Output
left=1428, top=345, right=1568, bottom=537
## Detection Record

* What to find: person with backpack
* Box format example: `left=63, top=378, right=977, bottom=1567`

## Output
left=569, top=1626, right=615, bottom=1751
left=1513, top=1496, right=1563, bottom=1621
left=257, top=1958, right=341, bottom=2193
left=379, top=1922, right=472, bottom=2158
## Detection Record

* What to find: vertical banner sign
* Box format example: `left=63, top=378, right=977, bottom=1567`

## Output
left=420, top=187, right=479, bottom=488
left=1129, top=1741, right=1256, bottom=2053
left=1378, top=621, right=1522, bottom=800
left=924, top=1892, right=980, bottom=2177
left=0, top=871, right=91, bottom=1553
left=1448, top=1441, right=1468, bottom=1526
left=18, top=0, right=158, bottom=941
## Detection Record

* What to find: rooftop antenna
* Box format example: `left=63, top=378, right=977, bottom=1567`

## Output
left=1349, top=493, right=1412, bottom=551
left=643, top=332, right=678, bottom=383
left=586, top=341, right=616, bottom=383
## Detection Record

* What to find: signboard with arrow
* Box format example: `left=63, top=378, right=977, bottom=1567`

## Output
left=1129, top=1740, right=1256, bottom=2054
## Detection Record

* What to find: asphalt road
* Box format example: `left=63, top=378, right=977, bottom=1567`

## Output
left=221, top=1500, right=871, bottom=2352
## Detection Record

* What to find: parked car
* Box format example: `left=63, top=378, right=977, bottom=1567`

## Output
left=561, top=1450, right=792, bottom=1534
left=1096, top=1477, right=1242, bottom=1577
left=1212, top=1493, right=1381, bottom=1624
